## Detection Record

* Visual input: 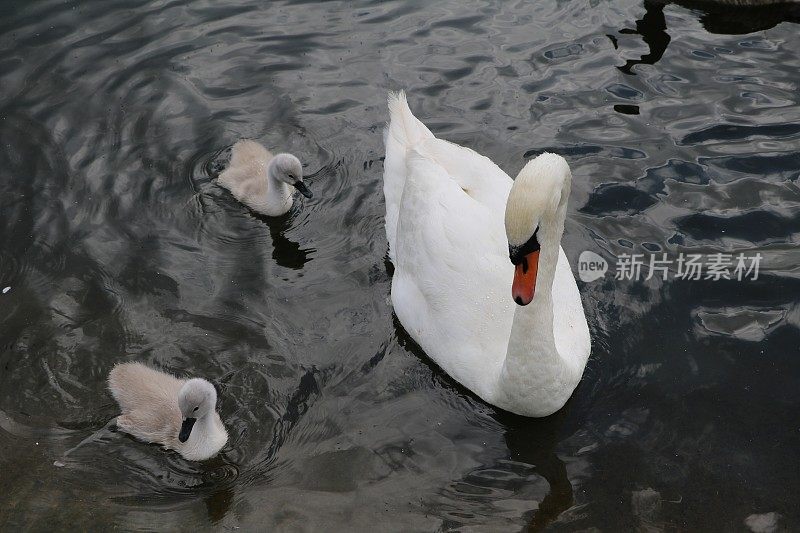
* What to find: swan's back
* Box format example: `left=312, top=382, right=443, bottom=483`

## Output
left=108, top=362, right=183, bottom=443
left=217, top=139, right=273, bottom=192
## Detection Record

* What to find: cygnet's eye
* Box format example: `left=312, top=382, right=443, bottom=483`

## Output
left=288, top=173, right=295, bottom=180
left=193, top=406, right=199, bottom=412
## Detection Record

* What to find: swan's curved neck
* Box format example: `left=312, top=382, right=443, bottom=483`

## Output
left=196, top=413, right=218, bottom=437
left=180, top=413, right=226, bottom=460
left=499, top=201, right=578, bottom=416
left=266, top=160, right=293, bottom=206
left=267, top=161, right=291, bottom=194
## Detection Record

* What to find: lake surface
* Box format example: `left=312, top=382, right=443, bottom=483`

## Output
left=1, top=0, right=799, bottom=530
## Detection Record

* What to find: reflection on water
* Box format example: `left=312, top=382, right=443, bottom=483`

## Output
left=611, top=0, right=800, bottom=75
left=611, top=1, right=671, bottom=75
left=681, top=0, right=800, bottom=34
left=267, top=216, right=314, bottom=271
left=1, top=0, right=799, bottom=530
left=495, top=411, right=576, bottom=532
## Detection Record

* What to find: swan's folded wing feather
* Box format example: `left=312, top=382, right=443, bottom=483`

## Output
left=217, top=165, right=243, bottom=190
left=108, top=362, right=180, bottom=399
left=399, top=150, right=505, bottom=268
left=392, top=150, right=514, bottom=397
left=415, top=137, right=512, bottom=213
left=218, top=140, right=272, bottom=190
left=229, top=139, right=271, bottom=170
left=383, top=91, right=434, bottom=262
left=383, top=91, right=512, bottom=261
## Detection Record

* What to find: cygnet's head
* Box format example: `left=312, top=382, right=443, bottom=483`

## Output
left=177, top=378, right=218, bottom=443
left=504, top=153, right=571, bottom=306
left=268, top=153, right=312, bottom=198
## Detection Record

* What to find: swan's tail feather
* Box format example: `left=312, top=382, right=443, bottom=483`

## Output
left=385, top=91, right=433, bottom=148
left=383, top=90, right=435, bottom=262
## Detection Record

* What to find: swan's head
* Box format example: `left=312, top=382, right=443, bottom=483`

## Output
left=504, top=153, right=571, bottom=306
left=177, top=378, right=218, bottom=443
left=268, top=153, right=312, bottom=198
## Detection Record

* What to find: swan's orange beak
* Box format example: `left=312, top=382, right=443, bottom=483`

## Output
left=512, top=250, right=539, bottom=306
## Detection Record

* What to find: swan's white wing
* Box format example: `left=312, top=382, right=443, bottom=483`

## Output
left=414, top=137, right=512, bottom=213
left=391, top=150, right=515, bottom=399
left=217, top=140, right=272, bottom=210
left=384, top=91, right=513, bottom=261
left=218, top=169, right=267, bottom=202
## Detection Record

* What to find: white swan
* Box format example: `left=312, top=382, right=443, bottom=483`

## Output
left=383, top=92, right=591, bottom=417
left=217, top=139, right=312, bottom=217
left=108, top=362, right=228, bottom=461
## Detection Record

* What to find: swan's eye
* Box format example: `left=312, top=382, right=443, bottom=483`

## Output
left=288, top=173, right=295, bottom=180
left=193, top=406, right=199, bottom=412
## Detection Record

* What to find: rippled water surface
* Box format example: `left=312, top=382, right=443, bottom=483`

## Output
left=1, top=0, right=799, bottom=530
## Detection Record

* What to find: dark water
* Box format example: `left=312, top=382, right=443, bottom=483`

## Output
left=1, top=0, right=799, bottom=530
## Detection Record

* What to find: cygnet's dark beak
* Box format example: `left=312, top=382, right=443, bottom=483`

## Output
left=178, top=417, right=196, bottom=443
left=293, top=181, right=313, bottom=199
